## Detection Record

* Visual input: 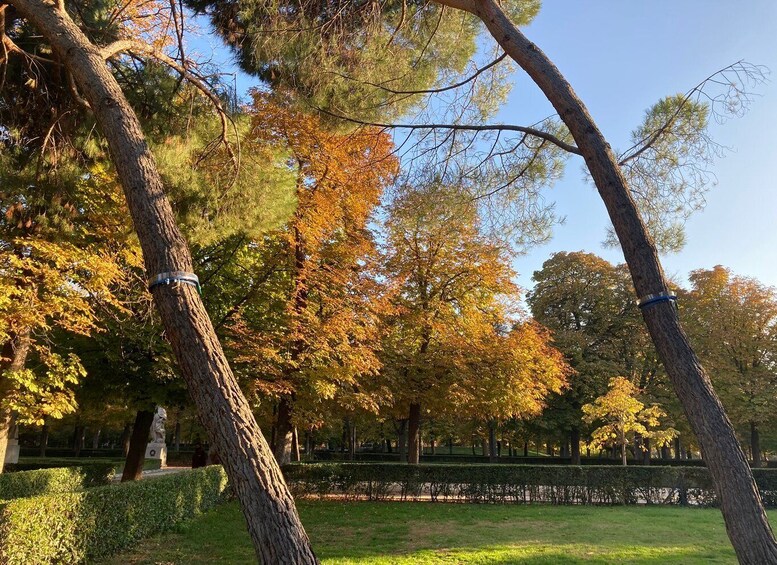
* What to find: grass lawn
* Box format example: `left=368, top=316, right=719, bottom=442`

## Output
left=101, top=500, right=742, bottom=564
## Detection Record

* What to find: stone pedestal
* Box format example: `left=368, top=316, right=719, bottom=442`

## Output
left=145, top=442, right=167, bottom=467
left=4, top=438, right=19, bottom=465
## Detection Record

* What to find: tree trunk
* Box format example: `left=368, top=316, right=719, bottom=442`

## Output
left=122, top=409, right=154, bottom=482
left=621, top=430, right=627, bottom=466
left=441, top=1, right=777, bottom=560
left=174, top=421, right=181, bottom=453
left=570, top=427, right=581, bottom=465
left=39, top=424, right=49, bottom=458
left=0, top=331, right=32, bottom=473
left=674, top=438, right=682, bottom=461
left=397, top=419, right=408, bottom=463
left=643, top=437, right=651, bottom=466
left=448, top=438, right=453, bottom=455
left=407, top=403, right=421, bottom=465
left=120, top=423, right=132, bottom=457
left=430, top=437, right=435, bottom=455
left=9, top=3, right=318, bottom=561
left=523, top=441, right=529, bottom=457
left=661, top=445, right=671, bottom=460
left=488, top=420, right=498, bottom=463
left=752, top=422, right=762, bottom=468
left=73, top=425, right=85, bottom=457
left=291, top=427, right=300, bottom=462
left=274, top=397, right=294, bottom=466
left=92, top=428, right=102, bottom=450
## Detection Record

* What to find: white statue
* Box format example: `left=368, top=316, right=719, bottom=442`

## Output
left=151, top=406, right=167, bottom=443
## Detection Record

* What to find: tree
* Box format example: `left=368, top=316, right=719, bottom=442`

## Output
left=429, top=1, right=777, bottom=560
left=452, top=321, right=570, bottom=462
left=381, top=183, right=555, bottom=463
left=5, top=2, right=317, bottom=561
left=683, top=266, right=777, bottom=467
left=528, top=251, right=670, bottom=464
left=582, top=376, right=676, bottom=466
left=222, top=94, right=397, bottom=465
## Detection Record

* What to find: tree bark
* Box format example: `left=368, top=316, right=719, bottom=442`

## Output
left=570, top=427, right=581, bottom=465
left=122, top=409, right=154, bottom=482
left=9, top=3, right=318, bottom=562
left=291, top=427, right=300, bottom=462
left=92, top=428, right=102, bottom=450
left=407, top=403, right=421, bottom=464
left=436, top=0, right=777, bottom=560
left=397, top=419, right=408, bottom=463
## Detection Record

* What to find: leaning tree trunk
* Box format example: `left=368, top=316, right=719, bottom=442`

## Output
left=9, top=3, right=318, bottom=562
left=438, top=0, right=777, bottom=561
left=122, top=409, right=154, bottom=482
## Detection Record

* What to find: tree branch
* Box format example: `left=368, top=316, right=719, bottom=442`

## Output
left=314, top=106, right=581, bottom=155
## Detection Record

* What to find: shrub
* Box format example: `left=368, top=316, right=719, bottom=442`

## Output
left=0, top=465, right=115, bottom=501
left=0, top=465, right=228, bottom=564
left=283, top=463, right=776, bottom=507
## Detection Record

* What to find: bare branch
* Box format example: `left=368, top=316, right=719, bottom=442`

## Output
left=314, top=106, right=581, bottom=155
left=100, top=38, right=240, bottom=177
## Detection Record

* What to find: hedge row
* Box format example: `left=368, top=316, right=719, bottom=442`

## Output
left=283, top=463, right=777, bottom=506
left=8, top=457, right=161, bottom=473
left=311, top=451, right=710, bottom=466
left=0, top=465, right=229, bottom=564
left=0, top=465, right=115, bottom=501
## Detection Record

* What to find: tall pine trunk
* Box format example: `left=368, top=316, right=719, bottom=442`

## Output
left=438, top=0, right=777, bottom=560
left=9, top=3, right=318, bottom=562
left=122, top=409, right=154, bottom=482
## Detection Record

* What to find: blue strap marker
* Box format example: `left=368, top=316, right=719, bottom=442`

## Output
left=637, top=290, right=677, bottom=310
left=148, top=271, right=202, bottom=295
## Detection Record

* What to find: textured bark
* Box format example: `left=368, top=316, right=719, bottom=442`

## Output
left=570, top=427, right=581, bottom=465
left=9, top=2, right=318, bottom=562
left=122, top=409, right=154, bottom=482
left=407, top=403, right=421, bottom=464
left=437, top=0, right=777, bottom=560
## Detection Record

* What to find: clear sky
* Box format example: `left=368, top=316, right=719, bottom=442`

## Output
left=505, top=0, right=777, bottom=293
left=200, top=1, right=777, bottom=294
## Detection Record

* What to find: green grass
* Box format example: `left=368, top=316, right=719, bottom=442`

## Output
left=100, top=501, right=742, bottom=564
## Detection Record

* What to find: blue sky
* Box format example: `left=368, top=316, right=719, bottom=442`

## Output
left=199, top=1, right=777, bottom=294
left=507, top=0, right=777, bottom=292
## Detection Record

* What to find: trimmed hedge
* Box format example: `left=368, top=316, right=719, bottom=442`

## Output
left=283, top=463, right=777, bottom=507
left=0, top=465, right=115, bottom=501
left=310, top=450, right=711, bottom=466
left=0, top=465, right=229, bottom=564
left=8, top=457, right=162, bottom=473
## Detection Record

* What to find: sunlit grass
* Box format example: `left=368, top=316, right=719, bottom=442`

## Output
left=102, top=500, right=743, bottom=564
